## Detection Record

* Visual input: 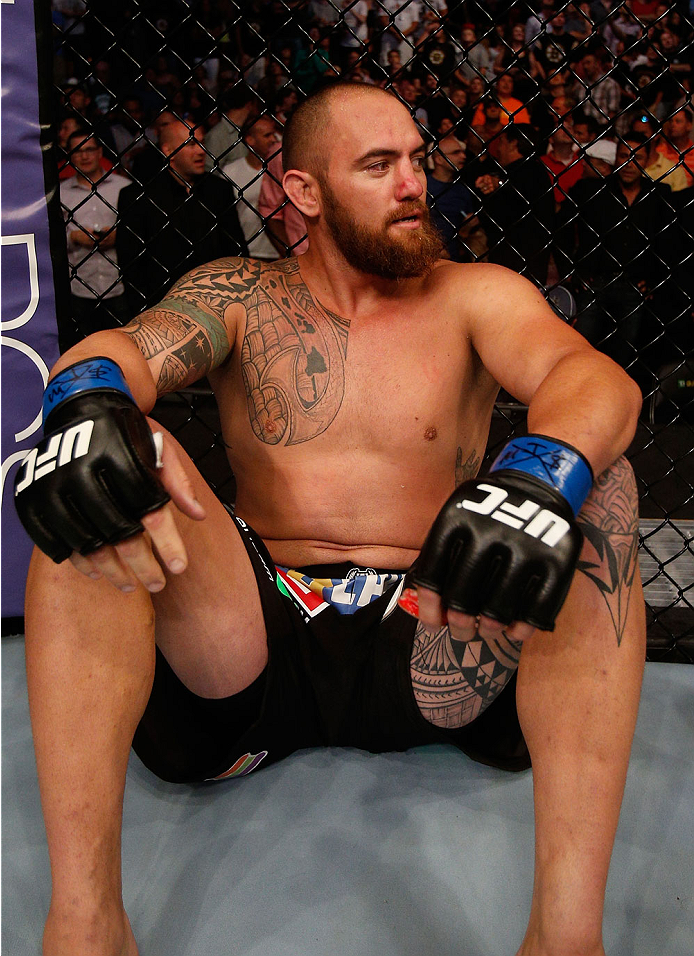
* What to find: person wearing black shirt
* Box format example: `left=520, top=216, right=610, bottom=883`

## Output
left=473, top=124, right=555, bottom=286
left=564, top=134, right=674, bottom=383
left=117, top=118, right=248, bottom=315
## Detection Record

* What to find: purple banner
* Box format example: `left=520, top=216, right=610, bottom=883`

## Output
left=2, top=0, right=61, bottom=617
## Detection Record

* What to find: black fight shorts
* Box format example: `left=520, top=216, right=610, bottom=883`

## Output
left=133, top=516, right=530, bottom=783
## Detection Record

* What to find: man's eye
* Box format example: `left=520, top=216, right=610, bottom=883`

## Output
left=369, top=161, right=389, bottom=171
left=412, top=156, right=425, bottom=169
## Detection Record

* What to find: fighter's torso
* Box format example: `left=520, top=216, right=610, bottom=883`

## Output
left=206, top=258, right=499, bottom=568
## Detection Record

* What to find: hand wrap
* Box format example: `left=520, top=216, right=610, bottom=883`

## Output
left=412, top=435, right=593, bottom=631
left=14, top=357, right=170, bottom=563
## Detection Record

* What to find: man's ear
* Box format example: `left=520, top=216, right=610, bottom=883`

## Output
left=283, top=169, right=321, bottom=217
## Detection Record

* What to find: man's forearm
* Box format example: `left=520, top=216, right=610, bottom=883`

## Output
left=50, top=329, right=158, bottom=413
left=526, top=350, right=642, bottom=478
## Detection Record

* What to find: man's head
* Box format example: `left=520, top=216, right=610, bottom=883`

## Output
left=59, top=115, right=82, bottom=148
left=282, top=83, right=443, bottom=279
left=431, top=134, right=466, bottom=181
left=482, top=99, right=502, bottom=124
left=664, top=107, right=692, bottom=143
left=497, top=74, right=515, bottom=99
left=121, top=96, right=145, bottom=131
left=615, top=134, right=648, bottom=188
left=243, top=115, right=281, bottom=161
left=581, top=53, right=601, bottom=80
left=498, top=124, right=536, bottom=166
left=68, top=130, right=103, bottom=180
left=160, top=118, right=206, bottom=184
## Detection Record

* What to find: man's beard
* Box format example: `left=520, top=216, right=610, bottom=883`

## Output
left=320, top=180, right=444, bottom=280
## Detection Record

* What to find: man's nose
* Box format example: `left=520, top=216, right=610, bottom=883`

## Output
left=395, top=162, right=424, bottom=201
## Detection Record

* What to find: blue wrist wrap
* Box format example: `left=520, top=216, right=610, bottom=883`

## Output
left=43, top=357, right=134, bottom=424
left=490, top=434, right=594, bottom=516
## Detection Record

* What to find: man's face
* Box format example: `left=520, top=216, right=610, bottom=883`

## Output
left=572, top=121, right=590, bottom=144
left=316, top=95, right=443, bottom=279
left=484, top=102, right=502, bottom=123
left=246, top=118, right=280, bottom=160
left=615, top=141, right=646, bottom=186
left=666, top=111, right=691, bottom=140
left=497, top=75, right=513, bottom=97
left=166, top=126, right=206, bottom=182
left=123, top=99, right=144, bottom=127
left=435, top=137, right=466, bottom=172
left=582, top=55, right=599, bottom=79
left=70, top=135, right=103, bottom=178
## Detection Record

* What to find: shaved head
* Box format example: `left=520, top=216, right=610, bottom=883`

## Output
left=282, top=82, right=405, bottom=176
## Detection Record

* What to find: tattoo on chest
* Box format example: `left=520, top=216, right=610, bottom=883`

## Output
left=455, top=447, right=481, bottom=485
left=241, top=261, right=350, bottom=445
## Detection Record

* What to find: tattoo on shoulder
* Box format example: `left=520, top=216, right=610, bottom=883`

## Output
left=576, top=456, right=639, bottom=646
left=455, top=447, right=481, bottom=485
left=240, top=260, right=350, bottom=445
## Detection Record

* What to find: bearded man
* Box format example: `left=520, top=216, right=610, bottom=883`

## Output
left=17, top=82, right=645, bottom=956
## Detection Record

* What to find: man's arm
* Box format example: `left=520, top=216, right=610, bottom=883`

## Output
left=464, top=266, right=642, bottom=476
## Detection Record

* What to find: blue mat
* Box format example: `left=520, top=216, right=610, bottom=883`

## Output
left=3, top=635, right=693, bottom=955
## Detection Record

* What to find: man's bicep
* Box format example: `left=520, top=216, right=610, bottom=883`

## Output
left=466, top=267, right=591, bottom=403
left=119, top=259, right=248, bottom=395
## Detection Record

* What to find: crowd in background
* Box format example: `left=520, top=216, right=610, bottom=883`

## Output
left=52, top=0, right=694, bottom=397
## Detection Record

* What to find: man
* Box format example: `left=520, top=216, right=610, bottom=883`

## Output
left=17, top=84, right=644, bottom=956
left=541, top=115, right=585, bottom=208
left=203, top=84, right=259, bottom=173
left=257, top=147, right=310, bottom=256
left=470, top=73, right=532, bottom=126
left=565, top=133, right=673, bottom=381
left=117, top=117, right=247, bottom=314
left=108, top=95, right=148, bottom=173
left=222, top=116, right=282, bottom=260
left=630, top=113, right=689, bottom=192
left=656, top=106, right=694, bottom=188
left=60, top=130, right=131, bottom=348
left=473, top=124, right=555, bottom=285
left=425, top=133, right=475, bottom=261
left=572, top=52, right=622, bottom=129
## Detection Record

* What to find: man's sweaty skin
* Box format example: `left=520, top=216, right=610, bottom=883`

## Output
left=29, top=84, right=644, bottom=956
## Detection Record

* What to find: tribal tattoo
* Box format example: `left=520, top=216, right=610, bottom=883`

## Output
left=411, top=622, right=522, bottom=728
left=239, top=260, right=350, bottom=445
left=455, top=447, right=481, bottom=485
left=576, top=455, right=640, bottom=646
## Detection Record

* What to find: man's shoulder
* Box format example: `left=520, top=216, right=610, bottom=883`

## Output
left=168, top=256, right=296, bottom=300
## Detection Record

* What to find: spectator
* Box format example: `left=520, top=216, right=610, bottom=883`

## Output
left=565, top=133, right=673, bottom=379
left=473, top=124, right=555, bottom=285
left=108, top=95, right=148, bottom=174
left=468, top=97, right=505, bottom=161
left=656, top=105, right=694, bottom=187
left=471, top=74, right=532, bottom=126
left=257, top=149, right=309, bottom=256
left=60, top=131, right=131, bottom=346
left=494, top=23, right=542, bottom=100
left=378, top=0, right=421, bottom=70
left=425, top=134, right=475, bottom=261
left=630, top=113, right=690, bottom=191
left=339, top=0, right=370, bottom=65
left=572, top=51, right=622, bottom=128
left=535, top=10, right=578, bottom=80
left=564, top=1, right=593, bottom=43
left=453, top=25, right=494, bottom=85
left=293, top=26, right=341, bottom=93
left=525, top=0, right=557, bottom=47
left=129, top=110, right=178, bottom=186
left=222, top=116, right=281, bottom=261
left=581, top=137, right=618, bottom=179
left=117, top=118, right=247, bottom=314
left=413, top=22, right=458, bottom=84
left=57, top=115, right=114, bottom=181
left=542, top=117, right=585, bottom=208
left=204, top=85, right=259, bottom=173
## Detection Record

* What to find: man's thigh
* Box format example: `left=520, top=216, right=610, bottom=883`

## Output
left=148, top=425, right=268, bottom=699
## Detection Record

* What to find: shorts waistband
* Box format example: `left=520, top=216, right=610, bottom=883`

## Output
left=276, top=565, right=406, bottom=617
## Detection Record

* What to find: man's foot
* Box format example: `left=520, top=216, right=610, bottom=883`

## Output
left=43, top=905, right=138, bottom=956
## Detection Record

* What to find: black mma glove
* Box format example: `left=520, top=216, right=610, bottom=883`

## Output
left=14, top=357, right=170, bottom=563
left=412, top=435, right=593, bottom=631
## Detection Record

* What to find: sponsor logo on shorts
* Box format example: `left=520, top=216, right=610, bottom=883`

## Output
left=207, top=750, right=269, bottom=781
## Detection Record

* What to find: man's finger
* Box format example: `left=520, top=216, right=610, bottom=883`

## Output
left=141, top=503, right=189, bottom=577
left=114, top=532, right=166, bottom=592
left=151, top=429, right=206, bottom=521
left=414, top=586, right=447, bottom=630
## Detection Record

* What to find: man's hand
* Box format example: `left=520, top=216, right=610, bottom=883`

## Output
left=14, top=357, right=206, bottom=593
left=399, top=436, right=593, bottom=640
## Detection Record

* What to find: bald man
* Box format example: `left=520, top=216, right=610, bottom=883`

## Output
left=117, top=117, right=247, bottom=314
left=21, top=83, right=644, bottom=956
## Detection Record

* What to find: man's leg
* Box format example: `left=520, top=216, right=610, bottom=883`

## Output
left=24, top=429, right=268, bottom=956
left=515, top=455, right=645, bottom=956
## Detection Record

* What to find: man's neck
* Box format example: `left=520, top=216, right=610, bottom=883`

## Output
left=551, top=142, right=575, bottom=162
left=168, top=168, right=195, bottom=191
left=75, top=171, right=100, bottom=188
left=430, top=168, right=455, bottom=184
left=618, top=180, right=642, bottom=204
left=245, top=153, right=263, bottom=171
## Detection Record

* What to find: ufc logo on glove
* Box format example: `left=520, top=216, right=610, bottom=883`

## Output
left=458, top=483, right=571, bottom=548
left=15, top=421, right=95, bottom=494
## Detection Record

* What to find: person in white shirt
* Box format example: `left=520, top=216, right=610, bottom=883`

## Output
left=60, top=129, right=131, bottom=347
left=222, top=116, right=282, bottom=261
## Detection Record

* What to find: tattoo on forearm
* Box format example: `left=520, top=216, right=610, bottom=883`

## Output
left=455, top=447, right=481, bottom=485
left=240, top=260, right=350, bottom=445
left=576, top=456, right=639, bottom=647
left=411, top=622, right=522, bottom=728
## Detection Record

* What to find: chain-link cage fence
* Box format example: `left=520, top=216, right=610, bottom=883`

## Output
left=50, top=0, right=692, bottom=660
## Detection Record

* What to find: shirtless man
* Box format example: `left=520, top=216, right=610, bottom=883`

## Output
left=16, top=83, right=645, bottom=956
